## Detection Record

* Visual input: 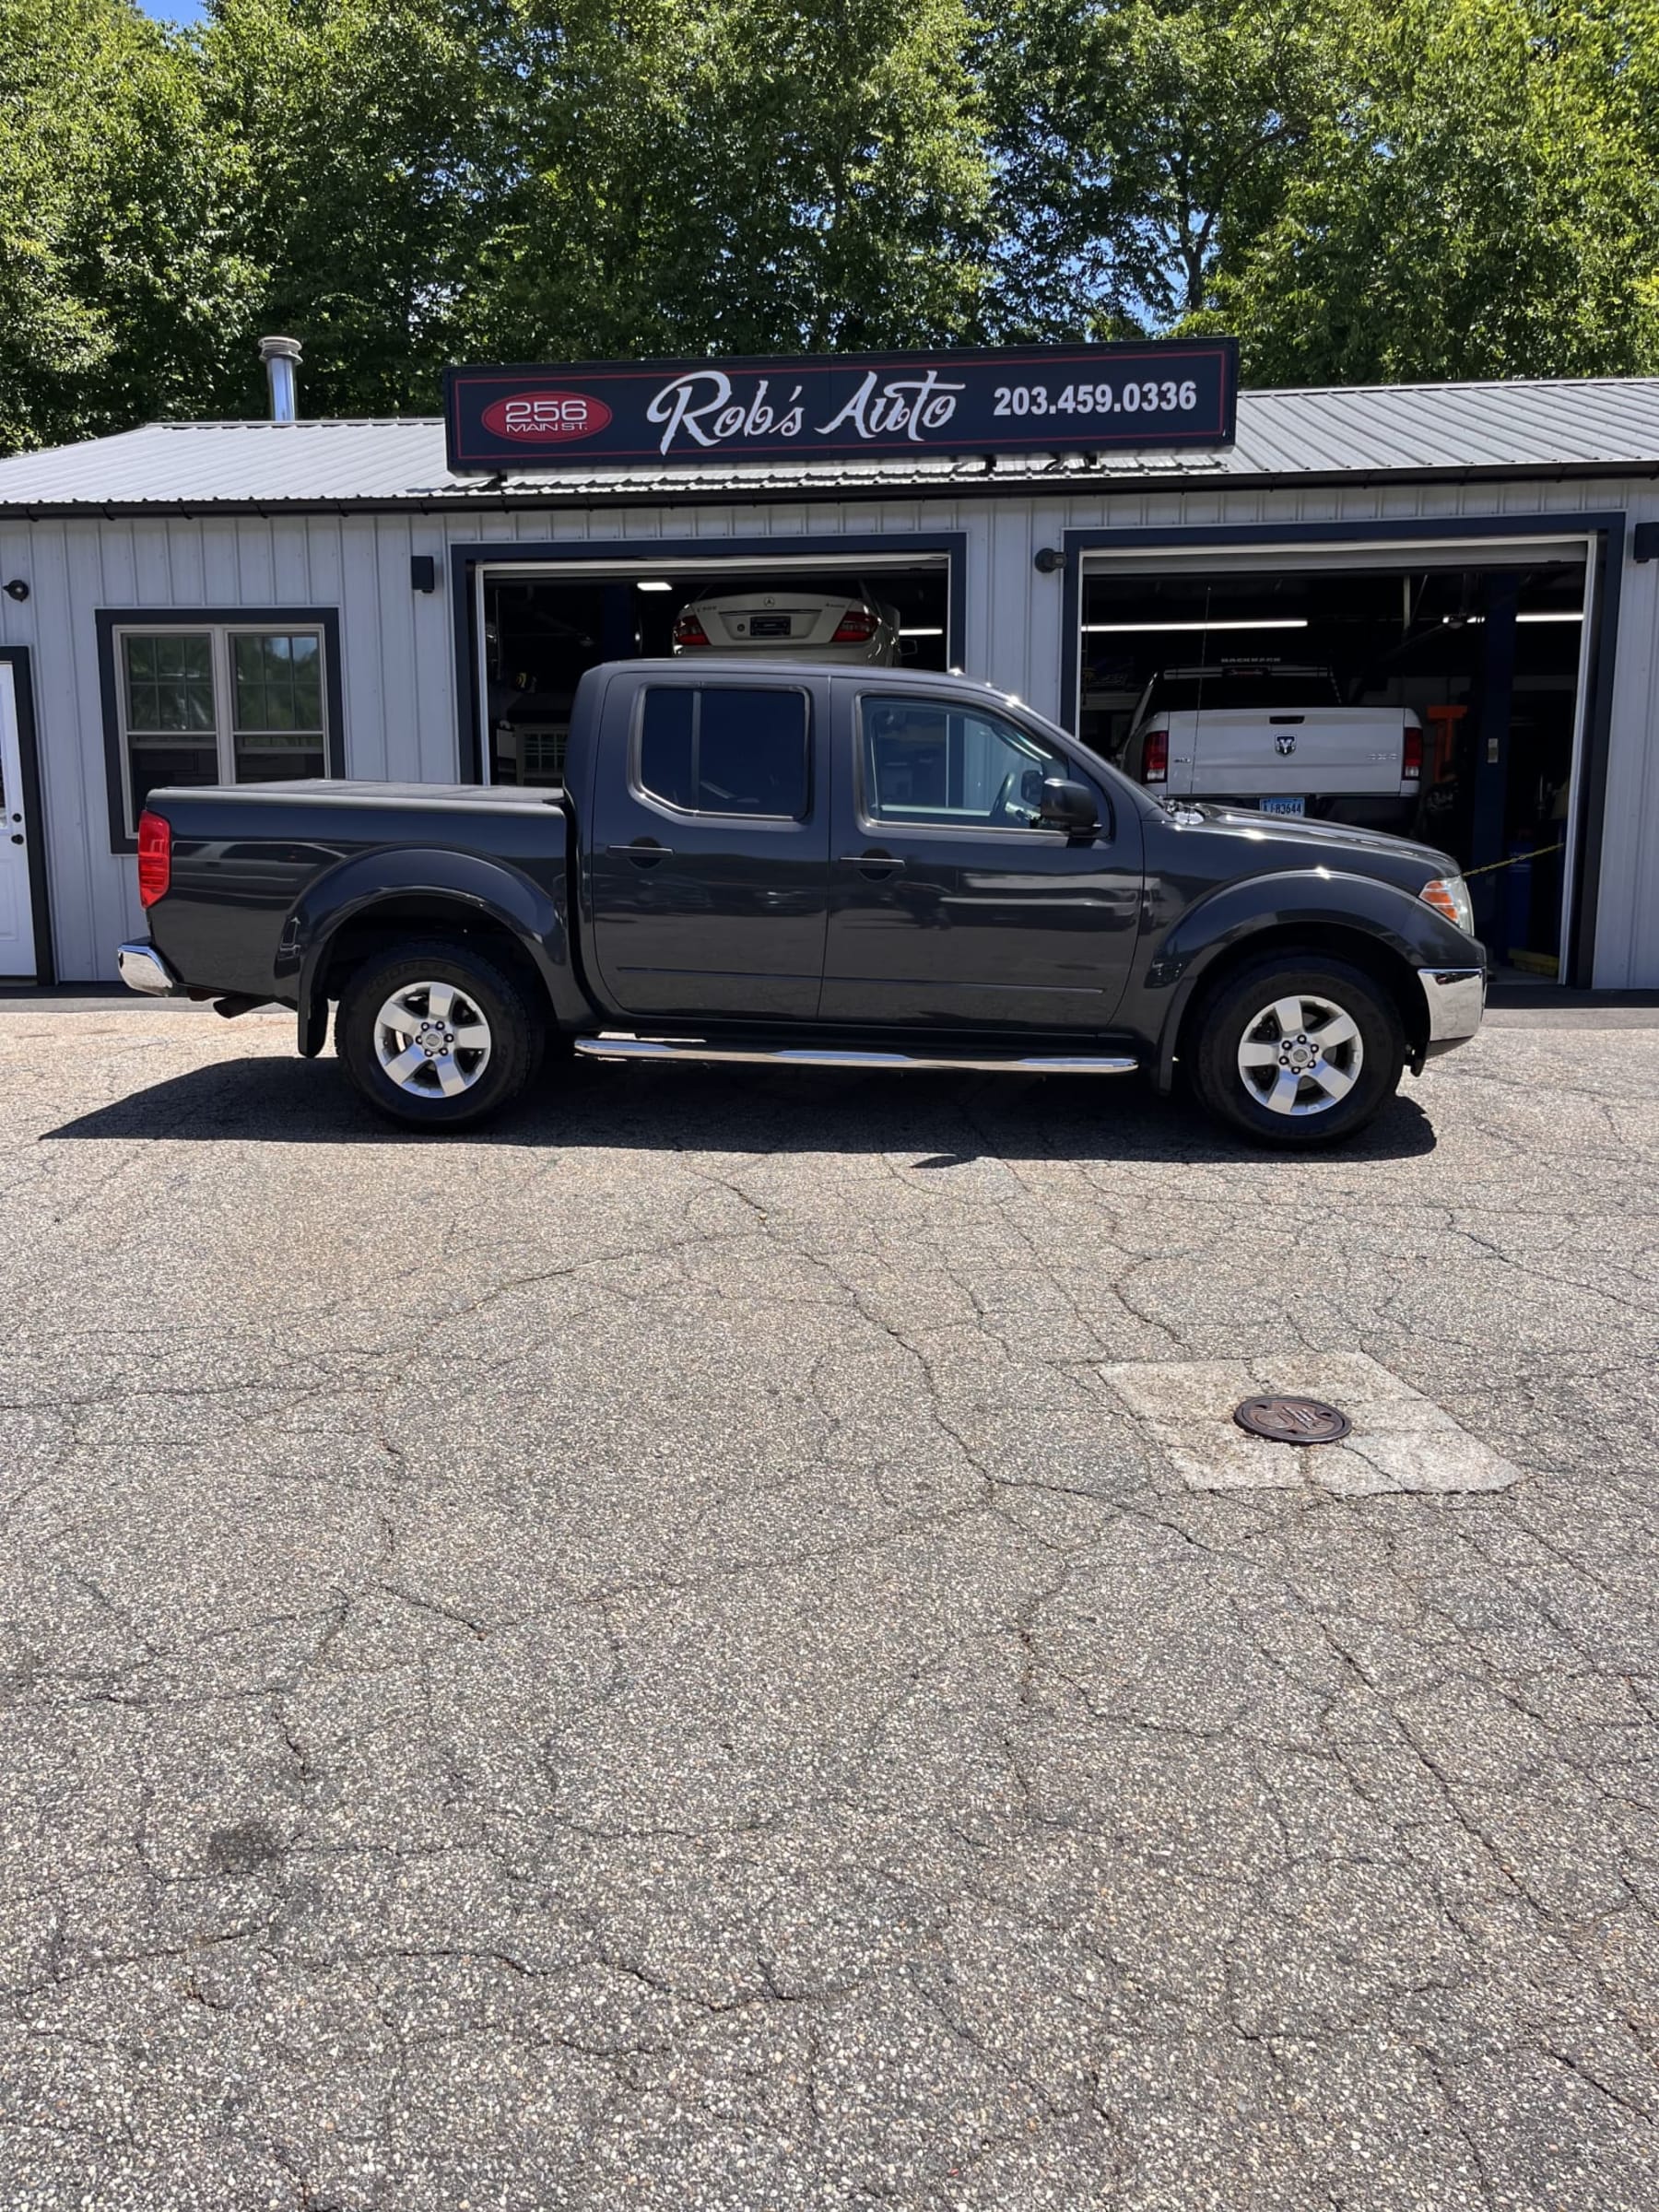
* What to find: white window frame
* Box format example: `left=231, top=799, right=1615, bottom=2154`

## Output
left=112, top=620, right=332, bottom=837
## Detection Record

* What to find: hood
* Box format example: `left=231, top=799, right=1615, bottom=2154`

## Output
left=1160, top=800, right=1456, bottom=885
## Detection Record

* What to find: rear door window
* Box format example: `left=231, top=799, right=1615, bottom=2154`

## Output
left=637, top=686, right=809, bottom=818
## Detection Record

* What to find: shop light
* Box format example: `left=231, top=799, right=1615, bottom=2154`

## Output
left=636, top=580, right=675, bottom=592
left=900, top=626, right=944, bottom=636
left=1440, top=612, right=1583, bottom=625
left=1082, top=618, right=1310, bottom=634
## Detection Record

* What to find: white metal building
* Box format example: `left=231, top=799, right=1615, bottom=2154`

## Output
left=1, top=375, right=1657, bottom=988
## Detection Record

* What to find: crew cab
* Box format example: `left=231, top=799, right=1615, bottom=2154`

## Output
left=1117, top=664, right=1425, bottom=832
left=117, top=660, right=1486, bottom=1146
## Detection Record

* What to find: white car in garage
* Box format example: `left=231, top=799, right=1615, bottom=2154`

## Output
left=1115, top=663, right=1425, bottom=833
left=672, top=582, right=902, bottom=664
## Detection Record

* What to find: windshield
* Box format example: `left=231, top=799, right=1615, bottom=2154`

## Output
left=1147, top=667, right=1342, bottom=714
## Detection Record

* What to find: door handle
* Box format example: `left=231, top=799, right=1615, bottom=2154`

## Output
left=1268, top=715, right=1305, bottom=725
left=841, top=851, right=905, bottom=876
left=608, top=841, right=673, bottom=865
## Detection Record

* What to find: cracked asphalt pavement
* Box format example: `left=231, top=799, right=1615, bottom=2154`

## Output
left=2, top=1003, right=1656, bottom=2210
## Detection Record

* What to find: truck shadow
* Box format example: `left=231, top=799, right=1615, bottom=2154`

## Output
left=43, top=1053, right=1439, bottom=1164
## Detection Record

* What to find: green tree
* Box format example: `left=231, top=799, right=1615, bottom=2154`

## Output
left=470, top=0, right=994, bottom=359
left=0, top=0, right=255, bottom=453
left=981, top=0, right=1343, bottom=338
left=1214, top=0, right=1659, bottom=383
left=203, top=0, right=994, bottom=406
left=8, top=0, right=1659, bottom=454
left=202, top=0, right=502, bottom=416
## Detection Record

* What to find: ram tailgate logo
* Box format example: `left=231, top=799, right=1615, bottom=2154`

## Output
left=1275, top=732, right=1297, bottom=756
left=480, top=392, right=612, bottom=442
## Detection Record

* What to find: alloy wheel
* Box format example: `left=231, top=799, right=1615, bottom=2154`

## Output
left=1235, top=992, right=1365, bottom=1118
left=373, top=979, right=493, bottom=1099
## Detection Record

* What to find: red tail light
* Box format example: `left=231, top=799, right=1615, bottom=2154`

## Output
left=136, top=809, right=171, bottom=907
left=673, top=613, right=710, bottom=647
left=830, top=608, right=880, bottom=644
left=1402, top=719, right=1424, bottom=782
left=1141, top=727, right=1169, bottom=785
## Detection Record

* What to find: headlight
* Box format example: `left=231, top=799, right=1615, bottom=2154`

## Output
left=1420, top=874, right=1476, bottom=936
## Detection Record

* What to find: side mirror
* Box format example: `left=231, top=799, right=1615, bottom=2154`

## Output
left=1037, top=777, right=1099, bottom=834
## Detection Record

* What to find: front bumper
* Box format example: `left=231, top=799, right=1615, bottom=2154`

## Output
left=116, top=941, right=182, bottom=996
left=1417, top=964, right=1486, bottom=1049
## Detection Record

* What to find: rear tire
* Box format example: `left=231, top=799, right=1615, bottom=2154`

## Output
left=335, top=938, right=544, bottom=1130
left=1189, top=955, right=1405, bottom=1147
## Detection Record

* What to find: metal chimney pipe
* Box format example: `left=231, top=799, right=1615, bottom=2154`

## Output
left=258, top=335, right=302, bottom=423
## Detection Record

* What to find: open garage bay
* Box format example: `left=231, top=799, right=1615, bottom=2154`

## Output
left=1079, top=552, right=1589, bottom=978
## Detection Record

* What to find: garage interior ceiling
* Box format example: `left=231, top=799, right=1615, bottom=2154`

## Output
left=1078, top=535, right=1594, bottom=576
left=480, top=552, right=949, bottom=581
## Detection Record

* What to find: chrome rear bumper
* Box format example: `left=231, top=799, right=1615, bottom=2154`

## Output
left=1418, top=965, right=1486, bottom=1045
left=116, top=941, right=182, bottom=996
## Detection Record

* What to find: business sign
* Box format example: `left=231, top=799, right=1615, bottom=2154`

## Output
left=444, top=339, right=1237, bottom=474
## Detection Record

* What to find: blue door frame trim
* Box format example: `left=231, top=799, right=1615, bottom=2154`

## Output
left=0, top=646, right=53, bottom=984
left=1057, top=513, right=1627, bottom=989
left=448, top=532, right=968, bottom=786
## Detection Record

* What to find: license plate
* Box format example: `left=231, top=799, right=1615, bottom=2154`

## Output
left=1259, top=795, right=1306, bottom=816
left=747, top=615, right=792, bottom=638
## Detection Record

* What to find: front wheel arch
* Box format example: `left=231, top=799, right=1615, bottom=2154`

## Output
left=1170, top=924, right=1428, bottom=1086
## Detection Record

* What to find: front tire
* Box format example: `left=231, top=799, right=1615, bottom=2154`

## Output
left=335, top=939, right=544, bottom=1130
left=1189, top=956, right=1405, bottom=1147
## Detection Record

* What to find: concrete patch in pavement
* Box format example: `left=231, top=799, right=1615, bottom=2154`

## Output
left=1100, top=1351, right=1524, bottom=1495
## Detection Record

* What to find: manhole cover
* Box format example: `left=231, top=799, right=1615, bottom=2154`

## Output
left=1233, top=1394, right=1352, bottom=1446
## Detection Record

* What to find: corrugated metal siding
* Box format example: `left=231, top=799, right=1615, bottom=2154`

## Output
left=2, top=476, right=1655, bottom=985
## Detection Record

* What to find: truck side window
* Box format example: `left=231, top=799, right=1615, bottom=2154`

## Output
left=639, top=687, right=697, bottom=809
left=638, top=687, right=809, bottom=819
left=860, top=698, right=1065, bottom=829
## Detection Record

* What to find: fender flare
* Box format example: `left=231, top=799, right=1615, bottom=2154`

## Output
left=278, top=847, right=591, bottom=1055
left=1146, top=869, right=1468, bottom=1090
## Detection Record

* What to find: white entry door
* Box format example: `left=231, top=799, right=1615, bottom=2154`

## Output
left=0, top=664, right=38, bottom=977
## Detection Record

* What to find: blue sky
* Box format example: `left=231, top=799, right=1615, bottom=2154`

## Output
left=139, top=2, right=207, bottom=21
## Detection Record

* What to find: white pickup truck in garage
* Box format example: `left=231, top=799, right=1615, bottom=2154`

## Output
left=1115, top=664, right=1425, bottom=832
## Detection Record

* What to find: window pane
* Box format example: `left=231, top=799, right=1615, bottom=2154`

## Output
left=1151, top=668, right=1341, bottom=712
left=695, top=688, right=808, bottom=817
left=124, top=633, right=215, bottom=734
left=861, top=700, right=1063, bottom=828
left=232, top=632, right=323, bottom=733
left=155, top=634, right=211, bottom=682
left=639, top=687, right=696, bottom=809
left=234, top=737, right=326, bottom=784
left=129, top=739, right=218, bottom=819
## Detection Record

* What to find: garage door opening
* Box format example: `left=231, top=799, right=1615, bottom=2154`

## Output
left=1077, top=550, right=1591, bottom=977
left=477, top=558, right=952, bottom=791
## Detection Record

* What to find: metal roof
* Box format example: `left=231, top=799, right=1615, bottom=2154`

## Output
left=2, top=377, right=1657, bottom=513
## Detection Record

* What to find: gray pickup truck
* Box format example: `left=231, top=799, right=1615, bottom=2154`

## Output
left=117, top=658, right=1486, bottom=1146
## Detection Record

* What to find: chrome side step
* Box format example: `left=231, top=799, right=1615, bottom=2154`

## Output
left=573, top=1035, right=1138, bottom=1076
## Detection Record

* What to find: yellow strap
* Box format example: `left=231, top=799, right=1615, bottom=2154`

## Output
left=1461, top=841, right=1565, bottom=878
